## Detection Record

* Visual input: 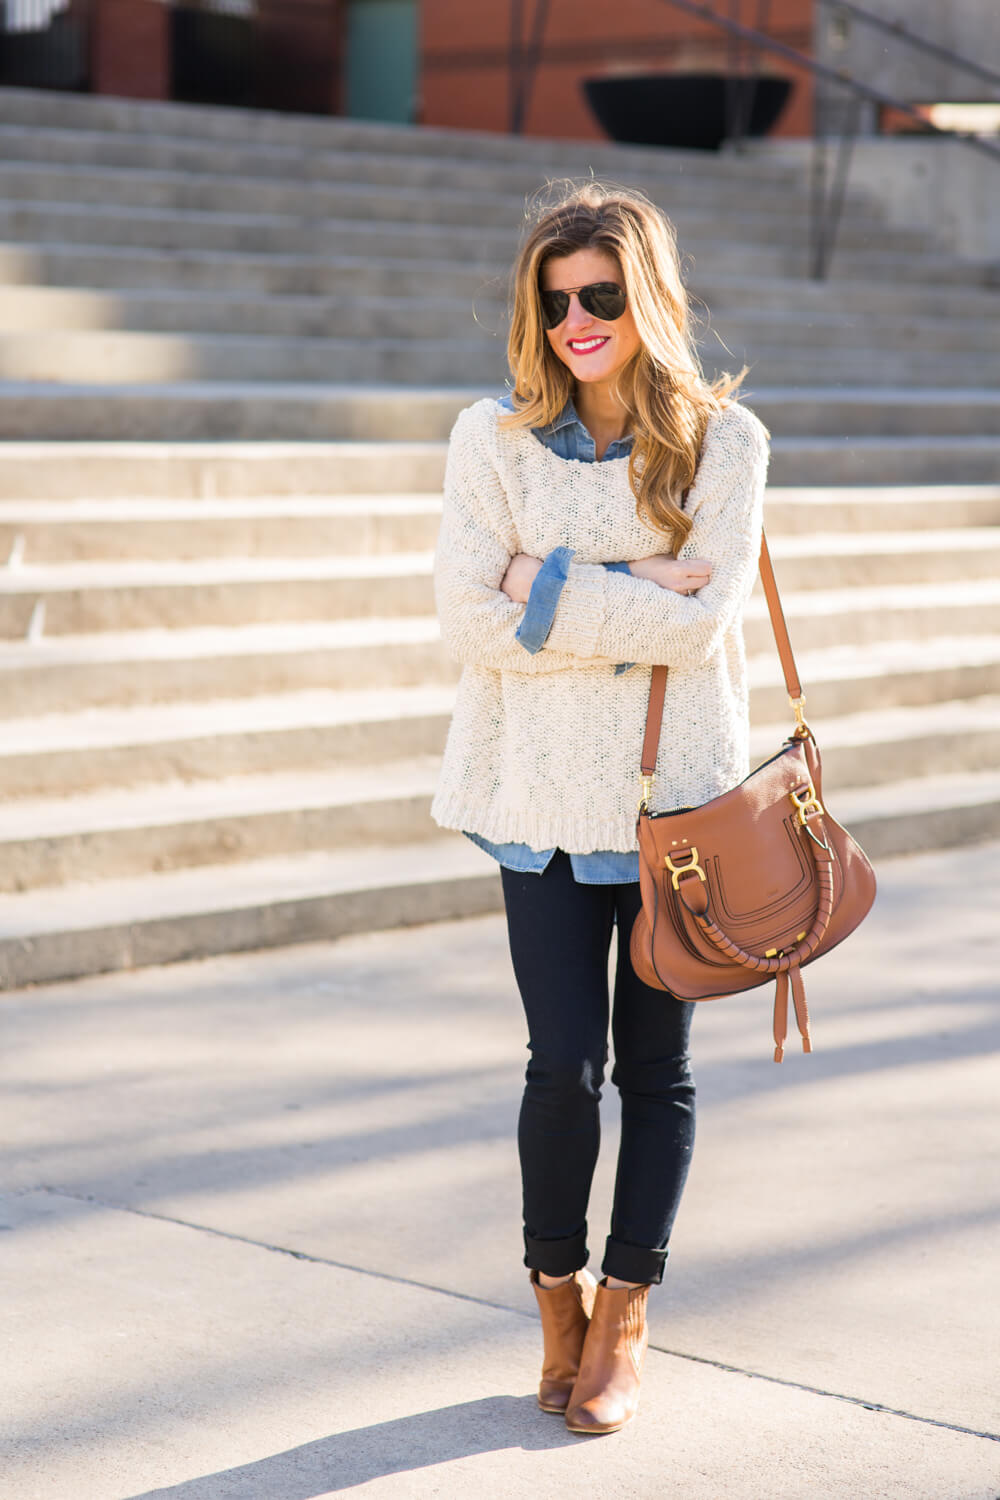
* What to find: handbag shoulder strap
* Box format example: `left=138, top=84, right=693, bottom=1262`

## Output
left=640, top=530, right=807, bottom=783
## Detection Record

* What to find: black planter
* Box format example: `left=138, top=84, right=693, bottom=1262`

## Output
left=170, top=8, right=257, bottom=109
left=0, top=15, right=88, bottom=91
left=583, top=72, right=794, bottom=151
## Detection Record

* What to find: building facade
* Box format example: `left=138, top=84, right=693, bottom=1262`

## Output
left=2, top=1, right=995, bottom=143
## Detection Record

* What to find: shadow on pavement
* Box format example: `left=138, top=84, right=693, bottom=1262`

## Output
left=126, top=1395, right=581, bottom=1498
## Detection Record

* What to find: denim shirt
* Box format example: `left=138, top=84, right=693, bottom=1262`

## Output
left=463, top=395, right=640, bottom=885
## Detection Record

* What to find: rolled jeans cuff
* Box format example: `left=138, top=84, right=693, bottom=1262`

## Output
left=602, top=1236, right=668, bottom=1286
left=523, top=1226, right=589, bottom=1276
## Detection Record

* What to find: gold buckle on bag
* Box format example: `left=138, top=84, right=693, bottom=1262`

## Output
left=789, top=781, right=823, bottom=826
left=664, top=847, right=707, bottom=891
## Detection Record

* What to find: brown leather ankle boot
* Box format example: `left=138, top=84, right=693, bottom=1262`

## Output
left=530, top=1268, right=598, bottom=1413
left=564, top=1278, right=649, bottom=1434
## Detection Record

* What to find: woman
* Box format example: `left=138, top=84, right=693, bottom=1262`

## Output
left=431, top=183, right=769, bottom=1435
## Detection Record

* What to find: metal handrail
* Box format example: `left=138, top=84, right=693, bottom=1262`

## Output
left=509, top=0, right=552, bottom=136
left=505, top=0, right=1000, bottom=279
left=655, top=0, right=1000, bottom=166
left=657, top=0, right=1000, bottom=278
left=813, top=0, right=1000, bottom=93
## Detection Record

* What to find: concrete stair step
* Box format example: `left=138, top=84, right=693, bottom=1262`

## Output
left=3, top=488, right=997, bottom=563
left=0, top=201, right=520, bottom=263
left=5, top=693, right=1000, bottom=890
left=769, top=437, right=1000, bottom=486
left=0, top=433, right=452, bottom=495
left=0, top=285, right=506, bottom=341
left=696, top=273, right=1000, bottom=320
left=763, top=529, right=1000, bottom=590
left=7, top=568, right=986, bottom=659
left=0, top=204, right=971, bottom=283
left=10, top=288, right=998, bottom=358
left=0, top=388, right=471, bottom=448
left=0, top=87, right=806, bottom=182
left=0, top=329, right=510, bottom=386
left=729, top=349, right=1000, bottom=387
left=761, top=486, right=1000, bottom=533
left=2, top=765, right=999, bottom=987
left=4, top=329, right=999, bottom=389
left=0, top=757, right=446, bottom=891
left=0, top=617, right=458, bottom=717
left=0, top=242, right=513, bottom=300
left=0, top=685, right=459, bottom=798
left=0, top=136, right=885, bottom=234
left=3, top=242, right=995, bottom=321
left=832, top=769, right=1000, bottom=859
left=0, top=834, right=502, bottom=990
left=0, top=402, right=995, bottom=482
left=0, top=163, right=533, bottom=230
left=0, top=162, right=931, bottom=253
left=0, top=493, right=444, bottom=562
left=2, top=677, right=998, bottom=803
left=779, top=248, right=996, bottom=286
left=0, top=121, right=874, bottom=206
left=751, top=697, right=1000, bottom=795
left=750, top=633, right=1000, bottom=721
left=0, top=386, right=996, bottom=450
left=703, top=308, right=1000, bottom=354
left=744, top=579, right=1000, bottom=653
left=0, top=551, right=436, bottom=637
left=3, top=530, right=997, bottom=637
left=712, top=390, right=1000, bottom=440
left=0, top=602, right=996, bottom=715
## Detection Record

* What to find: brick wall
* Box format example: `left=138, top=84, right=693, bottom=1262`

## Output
left=90, top=0, right=169, bottom=99
left=420, top=0, right=816, bottom=140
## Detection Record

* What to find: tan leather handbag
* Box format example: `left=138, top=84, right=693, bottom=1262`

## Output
left=630, top=534, right=877, bottom=1061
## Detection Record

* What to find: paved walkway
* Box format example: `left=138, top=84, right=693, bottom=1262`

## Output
left=3, top=841, right=999, bottom=1499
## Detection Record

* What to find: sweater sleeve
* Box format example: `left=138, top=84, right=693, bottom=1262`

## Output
left=434, top=403, right=607, bottom=675
left=545, top=404, right=769, bottom=669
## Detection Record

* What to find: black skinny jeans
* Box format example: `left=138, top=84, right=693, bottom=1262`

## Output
left=502, top=851, right=696, bottom=1286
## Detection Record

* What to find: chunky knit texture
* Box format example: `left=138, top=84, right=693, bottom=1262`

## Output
left=431, top=396, right=770, bottom=853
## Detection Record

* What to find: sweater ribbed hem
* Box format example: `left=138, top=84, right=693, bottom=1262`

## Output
left=431, top=792, right=640, bottom=856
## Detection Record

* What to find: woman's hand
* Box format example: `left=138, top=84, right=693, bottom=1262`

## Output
left=500, top=553, right=543, bottom=604
left=629, top=554, right=712, bottom=595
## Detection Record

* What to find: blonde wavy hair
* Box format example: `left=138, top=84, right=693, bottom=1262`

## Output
left=501, top=181, right=746, bottom=548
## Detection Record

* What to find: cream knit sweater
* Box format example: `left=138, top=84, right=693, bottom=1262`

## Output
left=431, top=396, right=770, bottom=853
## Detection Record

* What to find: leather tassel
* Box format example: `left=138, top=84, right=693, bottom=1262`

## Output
left=790, top=963, right=812, bottom=1053
left=773, top=971, right=788, bottom=1064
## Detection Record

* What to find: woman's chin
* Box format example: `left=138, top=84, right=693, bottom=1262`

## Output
left=565, top=358, right=619, bottom=385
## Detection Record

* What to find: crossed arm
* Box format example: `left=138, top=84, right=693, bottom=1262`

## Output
left=501, top=550, right=712, bottom=604
left=434, top=406, right=768, bottom=675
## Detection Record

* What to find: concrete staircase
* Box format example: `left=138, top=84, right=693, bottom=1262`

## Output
left=0, top=87, right=998, bottom=987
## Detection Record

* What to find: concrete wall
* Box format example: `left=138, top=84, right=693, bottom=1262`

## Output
left=814, top=0, right=1000, bottom=134
left=754, top=136, right=1000, bottom=261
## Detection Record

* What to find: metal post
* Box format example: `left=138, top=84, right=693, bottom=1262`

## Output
left=509, top=0, right=549, bottom=136
left=810, top=90, right=862, bottom=280
left=508, top=0, right=523, bottom=133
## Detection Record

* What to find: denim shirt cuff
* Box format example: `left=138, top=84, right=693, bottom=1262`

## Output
left=515, top=546, right=576, bottom=654
left=515, top=553, right=634, bottom=667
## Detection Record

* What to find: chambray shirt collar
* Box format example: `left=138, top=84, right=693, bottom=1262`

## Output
left=498, top=393, right=633, bottom=462
left=535, top=398, right=634, bottom=461
left=535, top=400, right=580, bottom=436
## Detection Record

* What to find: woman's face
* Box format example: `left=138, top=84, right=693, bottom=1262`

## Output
left=540, top=247, right=641, bottom=389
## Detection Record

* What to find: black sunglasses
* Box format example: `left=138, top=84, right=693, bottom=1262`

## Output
left=538, top=281, right=628, bottom=331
